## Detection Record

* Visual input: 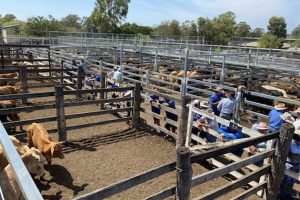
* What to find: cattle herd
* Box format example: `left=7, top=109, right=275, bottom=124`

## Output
left=0, top=70, right=65, bottom=199
left=0, top=123, right=65, bottom=200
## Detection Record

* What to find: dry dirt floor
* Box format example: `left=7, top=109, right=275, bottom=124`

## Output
left=9, top=83, right=262, bottom=200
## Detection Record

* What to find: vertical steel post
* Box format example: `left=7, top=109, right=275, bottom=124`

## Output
left=220, top=55, right=226, bottom=85
left=181, top=48, right=189, bottom=98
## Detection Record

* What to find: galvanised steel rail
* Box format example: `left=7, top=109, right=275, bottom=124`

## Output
left=0, top=122, right=43, bottom=200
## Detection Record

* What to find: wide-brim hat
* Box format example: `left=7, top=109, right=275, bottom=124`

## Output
left=200, top=100, right=209, bottom=108
left=113, top=66, right=118, bottom=70
left=214, top=86, right=223, bottom=92
left=280, top=112, right=295, bottom=124
left=274, top=103, right=287, bottom=110
left=256, top=122, right=269, bottom=130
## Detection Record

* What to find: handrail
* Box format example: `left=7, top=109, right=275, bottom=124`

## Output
left=0, top=122, right=43, bottom=200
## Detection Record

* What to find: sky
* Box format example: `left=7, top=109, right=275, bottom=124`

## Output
left=0, top=0, right=299, bottom=32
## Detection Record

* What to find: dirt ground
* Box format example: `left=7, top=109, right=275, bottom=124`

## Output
left=10, top=85, right=262, bottom=200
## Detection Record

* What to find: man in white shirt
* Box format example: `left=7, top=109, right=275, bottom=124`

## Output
left=217, top=86, right=244, bottom=120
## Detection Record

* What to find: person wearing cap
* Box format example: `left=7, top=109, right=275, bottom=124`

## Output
left=164, top=99, right=178, bottom=133
left=217, top=86, right=244, bottom=120
left=196, top=109, right=219, bottom=143
left=249, top=122, right=270, bottom=166
left=268, top=103, right=287, bottom=133
left=149, top=93, right=164, bottom=126
left=218, top=120, right=243, bottom=156
left=280, top=129, right=300, bottom=199
left=210, top=86, right=225, bottom=116
left=293, top=107, right=300, bottom=130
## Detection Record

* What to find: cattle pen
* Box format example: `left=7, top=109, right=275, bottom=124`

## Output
left=1, top=34, right=300, bottom=200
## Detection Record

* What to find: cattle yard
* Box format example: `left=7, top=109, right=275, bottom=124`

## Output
left=0, top=35, right=300, bottom=200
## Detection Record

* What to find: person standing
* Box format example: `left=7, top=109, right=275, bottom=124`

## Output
left=217, top=86, right=244, bottom=120
left=268, top=103, right=287, bottom=133
left=149, top=93, right=163, bottom=126
left=210, top=86, right=224, bottom=116
left=164, top=99, right=178, bottom=133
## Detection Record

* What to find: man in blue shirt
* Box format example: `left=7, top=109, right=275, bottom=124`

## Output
left=210, top=86, right=224, bottom=116
left=149, top=94, right=164, bottom=126
left=268, top=103, right=287, bottom=133
left=217, top=86, right=244, bottom=120
left=164, top=99, right=178, bottom=133
left=192, top=100, right=209, bottom=135
left=218, top=120, right=243, bottom=156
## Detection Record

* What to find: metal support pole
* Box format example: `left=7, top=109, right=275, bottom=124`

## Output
left=100, top=72, right=106, bottom=110
left=145, top=70, right=150, bottom=98
left=153, top=47, right=158, bottom=72
left=208, top=46, right=212, bottom=64
left=181, top=48, right=189, bottom=98
left=55, top=86, right=67, bottom=141
left=176, top=96, right=191, bottom=148
left=220, top=55, right=226, bottom=85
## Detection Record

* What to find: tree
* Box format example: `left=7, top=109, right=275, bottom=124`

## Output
left=267, top=16, right=287, bottom=38
left=0, top=13, right=17, bottom=26
left=61, top=14, right=82, bottom=30
left=90, top=0, right=130, bottom=32
left=250, top=28, right=264, bottom=37
left=197, top=17, right=214, bottom=43
left=260, top=33, right=284, bottom=48
left=25, top=15, right=65, bottom=36
left=212, top=11, right=237, bottom=44
left=235, top=21, right=251, bottom=37
left=292, top=25, right=300, bottom=37
left=114, top=23, right=153, bottom=34
left=153, top=20, right=181, bottom=36
left=181, top=20, right=198, bottom=36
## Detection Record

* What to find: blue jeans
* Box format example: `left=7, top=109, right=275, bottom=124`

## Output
left=220, top=113, right=232, bottom=120
left=199, top=131, right=217, bottom=143
left=268, top=126, right=279, bottom=134
left=280, top=162, right=300, bottom=199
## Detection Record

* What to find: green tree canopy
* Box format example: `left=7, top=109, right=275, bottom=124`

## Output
left=250, top=28, right=264, bottom=37
left=292, top=25, right=300, bottom=37
left=25, top=15, right=65, bottom=36
left=267, top=16, right=287, bottom=38
left=61, top=14, right=82, bottom=30
left=181, top=20, right=198, bottom=36
left=90, top=0, right=130, bottom=32
left=235, top=21, right=251, bottom=37
left=260, top=33, right=284, bottom=48
left=153, top=20, right=181, bottom=36
left=114, top=23, right=153, bottom=35
left=212, top=11, right=236, bottom=44
left=0, top=13, right=17, bottom=26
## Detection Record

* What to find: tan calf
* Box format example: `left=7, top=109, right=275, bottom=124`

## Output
left=26, top=123, right=64, bottom=165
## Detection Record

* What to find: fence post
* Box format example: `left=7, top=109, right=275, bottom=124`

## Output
left=176, top=96, right=191, bottom=149
left=100, top=72, right=106, bottom=110
left=48, top=48, right=52, bottom=78
left=220, top=55, right=226, bottom=85
left=132, top=82, right=141, bottom=129
left=20, top=66, right=28, bottom=104
left=181, top=48, right=189, bottom=98
left=140, top=47, right=143, bottom=63
left=76, top=65, right=84, bottom=98
left=176, top=146, right=192, bottom=200
left=266, top=123, right=295, bottom=200
left=60, top=60, right=65, bottom=85
left=55, top=86, right=67, bottom=141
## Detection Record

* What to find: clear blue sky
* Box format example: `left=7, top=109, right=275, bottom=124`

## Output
left=0, top=0, right=299, bottom=32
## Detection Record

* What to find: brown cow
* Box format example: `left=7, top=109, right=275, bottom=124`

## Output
left=0, top=72, right=19, bottom=86
left=0, top=100, right=23, bottom=131
left=0, top=148, right=46, bottom=200
left=0, top=86, right=21, bottom=95
left=26, top=123, right=64, bottom=165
